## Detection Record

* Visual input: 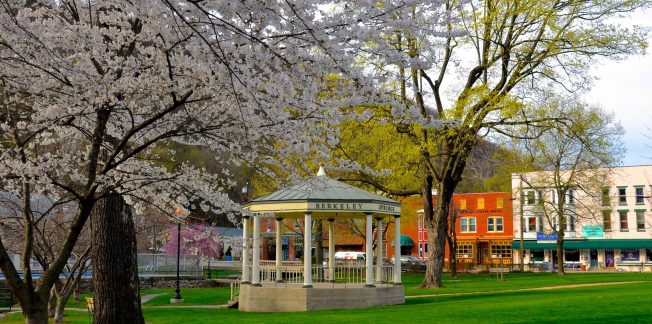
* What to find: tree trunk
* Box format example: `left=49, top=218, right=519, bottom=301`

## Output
left=73, top=282, right=80, bottom=302
left=91, top=192, right=144, bottom=324
left=556, top=238, right=565, bottom=275
left=423, top=186, right=452, bottom=288
left=53, top=290, right=72, bottom=324
left=21, top=296, right=49, bottom=324
left=446, top=231, right=457, bottom=278
left=47, top=289, right=56, bottom=317
left=422, top=172, right=451, bottom=288
left=556, top=218, right=566, bottom=276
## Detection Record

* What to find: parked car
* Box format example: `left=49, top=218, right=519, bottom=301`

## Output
left=391, top=255, right=427, bottom=272
left=334, top=251, right=366, bottom=260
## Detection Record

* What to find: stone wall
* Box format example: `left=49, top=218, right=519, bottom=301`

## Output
left=74, top=276, right=214, bottom=294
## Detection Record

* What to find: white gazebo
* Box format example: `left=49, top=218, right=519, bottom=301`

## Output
left=238, top=166, right=404, bottom=312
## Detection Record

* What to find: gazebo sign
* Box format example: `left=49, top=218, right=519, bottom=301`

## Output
left=313, top=202, right=365, bottom=210
left=311, top=202, right=398, bottom=214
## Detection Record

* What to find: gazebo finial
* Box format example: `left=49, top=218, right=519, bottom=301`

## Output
left=317, top=165, right=327, bottom=177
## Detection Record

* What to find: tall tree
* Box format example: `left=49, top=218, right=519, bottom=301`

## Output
left=335, top=0, right=649, bottom=287
left=516, top=97, right=624, bottom=275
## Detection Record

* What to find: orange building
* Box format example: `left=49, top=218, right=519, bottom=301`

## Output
left=386, top=192, right=513, bottom=269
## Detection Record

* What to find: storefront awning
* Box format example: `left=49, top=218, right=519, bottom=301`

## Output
left=512, top=239, right=652, bottom=250
left=391, top=234, right=414, bottom=247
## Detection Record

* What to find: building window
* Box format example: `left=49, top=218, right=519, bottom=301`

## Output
left=620, top=211, right=628, bottom=232
left=460, top=199, right=466, bottom=210
left=490, top=243, right=511, bottom=258
left=496, top=198, right=504, bottom=209
left=487, top=217, right=504, bottom=232
left=477, top=198, right=485, bottom=209
left=565, top=249, right=580, bottom=262
left=294, top=220, right=301, bottom=230
left=460, top=217, right=476, bottom=233
left=530, top=249, right=544, bottom=262
left=602, top=188, right=610, bottom=206
left=526, top=191, right=535, bottom=205
left=603, top=211, right=612, bottom=231
left=647, top=249, right=652, bottom=262
left=618, top=187, right=627, bottom=205
left=637, top=211, right=645, bottom=232
left=524, top=216, right=539, bottom=232
left=566, top=189, right=574, bottom=205
left=536, top=189, right=545, bottom=205
left=418, top=217, right=423, bottom=230
left=621, top=249, right=640, bottom=262
left=567, top=215, right=575, bottom=232
left=636, top=187, right=645, bottom=205
left=456, top=242, right=474, bottom=258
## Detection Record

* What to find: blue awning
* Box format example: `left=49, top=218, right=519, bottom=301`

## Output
left=391, top=234, right=414, bottom=247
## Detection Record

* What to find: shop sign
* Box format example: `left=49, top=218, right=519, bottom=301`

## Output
left=536, top=231, right=558, bottom=243
left=581, top=226, right=604, bottom=238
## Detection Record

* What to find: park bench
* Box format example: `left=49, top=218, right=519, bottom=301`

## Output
left=488, top=267, right=509, bottom=280
left=0, top=288, right=14, bottom=311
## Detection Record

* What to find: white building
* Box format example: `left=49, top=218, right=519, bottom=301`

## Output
left=512, top=165, right=652, bottom=271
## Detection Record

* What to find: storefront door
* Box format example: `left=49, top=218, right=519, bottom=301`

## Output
left=605, top=249, right=615, bottom=267
left=590, top=249, right=598, bottom=267
left=480, top=242, right=489, bottom=265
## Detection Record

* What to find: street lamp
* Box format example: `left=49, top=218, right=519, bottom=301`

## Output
left=171, top=211, right=184, bottom=303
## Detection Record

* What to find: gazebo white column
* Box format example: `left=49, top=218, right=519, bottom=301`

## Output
left=275, top=218, right=283, bottom=283
left=365, top=213, right=374, bottom=287
left=394, top=215, right=402, bottom=285
left=303, top=212, right=313, bottom=288
left=251, top=214, right=261, bottom=286
left=241, top=216, right=251, bottom=284
left=375, top=217, right=383, bottom=284
left=328, top=218, right=335, bottom=282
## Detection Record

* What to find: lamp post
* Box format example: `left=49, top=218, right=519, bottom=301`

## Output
left=170, top=221, right=184, bottom=303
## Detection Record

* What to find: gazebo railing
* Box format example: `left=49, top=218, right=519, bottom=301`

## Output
left=246, top=261, right=395, bottom=285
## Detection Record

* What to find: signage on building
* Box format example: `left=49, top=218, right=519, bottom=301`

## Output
left=458, top=209, right=502, bottom=215
left=581, top=226, right=604, bottom=238
left=309, top=202, right=400, bottom=215
left=536, top=231, right=558, bottom=243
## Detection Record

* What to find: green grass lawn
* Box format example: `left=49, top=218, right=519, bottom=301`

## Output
left=401, top=271, right=652, bottom=295
left=2, top=272, right=652, bottom=323
left=203, top=269, right=241, bottom=279
left=141, top=287, right=231, bottom=306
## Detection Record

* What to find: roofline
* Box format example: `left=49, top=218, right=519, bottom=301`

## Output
left=245, top=198, right=402, bottom=206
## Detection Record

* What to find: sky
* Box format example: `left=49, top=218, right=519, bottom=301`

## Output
left=584, top=8, right=652, bottom=166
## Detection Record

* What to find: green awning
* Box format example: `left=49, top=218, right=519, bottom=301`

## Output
left=512, top=239, right=652, bottom=250
left=391, top=234, right=414, bottom=247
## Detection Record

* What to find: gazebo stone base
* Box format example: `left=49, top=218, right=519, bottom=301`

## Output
left=238, top=283, right=404, bottom=312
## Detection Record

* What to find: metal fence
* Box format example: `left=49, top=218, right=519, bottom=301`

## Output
left=137, top=253, right=202, bottom=277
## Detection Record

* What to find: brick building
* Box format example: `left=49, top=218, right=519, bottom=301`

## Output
left=386, top=192, right=513, bottom=270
